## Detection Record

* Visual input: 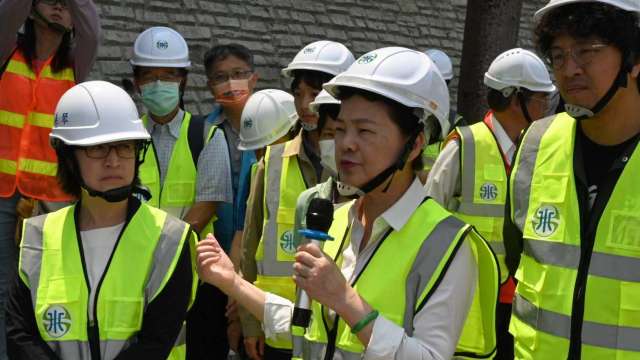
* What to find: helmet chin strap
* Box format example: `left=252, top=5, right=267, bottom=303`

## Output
left=337, top=132, right=418, bottom=199
left=565, top=55, right=632, bottom=120
left=517, top=90, right=534, bottom=124
left=83, top=184, right=133, bottom=203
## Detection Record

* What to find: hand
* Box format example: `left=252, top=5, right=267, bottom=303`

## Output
left=227, top=319, right=242, bottom=352
left=196, top=234, right=237, bottom=293
left=244, top=336, right=265, bottom=360
left=293, top=243, right=351, bottom=311
left=226, top=298, right=239, bottom=321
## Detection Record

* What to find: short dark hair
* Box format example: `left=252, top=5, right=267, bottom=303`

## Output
left=535, top=3, right=640, bottom=89
left=486, top=88, right=535, bottom=112
left=54, top=141, right=146, bottom=198
left=290, top=70, right=333, bottom=93
left=335, top=87, right=424, bottom=172
left=203, top=44, right=254, bottom=76
left=317, top=103, right=340, bottom=132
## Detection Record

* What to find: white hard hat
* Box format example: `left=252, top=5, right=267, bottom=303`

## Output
left=484, top=48, right=556, bottom=96
left=425, top=49, right=453, bottom=81
left=51, top=81, right=150, bottom=146
left=238, top=89, right=298, bottom=151
left=535, top=0, right=640, bottom=22
left=324, top=47, right=451, bottom=140
left=281, top=40, right=355, bottom=78
left=130, top=26, right=191, bottom=68
left=309, top=89, right=340, bottom=115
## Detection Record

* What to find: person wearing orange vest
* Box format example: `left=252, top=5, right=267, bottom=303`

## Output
left=0, top=1, right=100, bottom=359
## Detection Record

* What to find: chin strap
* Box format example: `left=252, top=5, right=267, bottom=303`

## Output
left=84, top=184, right=133, bottom=203
left=565, top=53, right=633, bottom=120
left=517, top=90, right=533, bottom=124
left=336, top=131, right=418, bottom=198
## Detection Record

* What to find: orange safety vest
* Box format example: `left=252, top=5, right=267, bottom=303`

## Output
left=0, top=49, right=75, bottom=201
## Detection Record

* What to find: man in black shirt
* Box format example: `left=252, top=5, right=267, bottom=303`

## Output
left=504, top=0, right=640, bottom=358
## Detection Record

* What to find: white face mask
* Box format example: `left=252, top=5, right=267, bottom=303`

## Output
left=319, top=139, right=337, bottom=176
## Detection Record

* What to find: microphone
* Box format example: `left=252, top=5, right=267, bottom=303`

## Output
left=292, top=198, right=334, bottom=329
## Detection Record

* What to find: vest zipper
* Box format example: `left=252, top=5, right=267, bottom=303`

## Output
left=74, top=202, right=136, bottom=359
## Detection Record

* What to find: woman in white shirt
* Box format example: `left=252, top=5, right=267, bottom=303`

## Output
left=197, top=48, right=499, bottom=360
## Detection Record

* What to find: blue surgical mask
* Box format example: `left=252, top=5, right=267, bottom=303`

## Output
left=140, top=80, right=180, bottom=117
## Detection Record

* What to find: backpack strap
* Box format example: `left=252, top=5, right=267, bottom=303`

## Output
left=187, top=113, right=207, bottom=168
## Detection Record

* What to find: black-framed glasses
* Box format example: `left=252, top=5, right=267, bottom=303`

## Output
left=82, top=143, right=137, bottom=159
left=209, top=70, right=253, bottom=85
left=38, top=0, right=68, bottom=9
left=547, top=43, right=609, bottom=70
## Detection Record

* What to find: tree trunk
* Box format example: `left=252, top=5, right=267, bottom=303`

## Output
left=457, top=0, right=524, bottom=123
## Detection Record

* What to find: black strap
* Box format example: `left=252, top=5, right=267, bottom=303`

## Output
left=187, top=114, right=207, bottom=168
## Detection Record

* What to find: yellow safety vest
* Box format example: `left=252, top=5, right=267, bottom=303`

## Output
left=139, top=112, right=216, bottom=237
left=454, top=122, right=509, bottom=283
left=292, top=197, right=499, bottom=359
left=422, top=141, right=442, bottom=173
left=254, top=140, right=309, bottom=350
left=18, top=201, right=197, bottom=359
left=509, top=113, right=640, bottom=359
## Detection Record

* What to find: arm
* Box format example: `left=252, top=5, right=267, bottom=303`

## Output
left=192, top=129, right=233, bottom=234
left=5, top=274, right=60, bottom=360
left=238, top=160, right=266, bottom=337
left=183, top=201, right=217, bottom=234
left=0, top=0, right=32, bottom=65
left=115, top=236, right=194, bottom=359
left=424, top=140, right=461, bottom=209
left=229, top=230, right=243, bottom=271
left=66, top=0, right=101, bottom=82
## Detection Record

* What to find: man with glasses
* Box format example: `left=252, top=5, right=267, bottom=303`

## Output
left=425, top=48, right=555, bottom=359
left=504, top=0, right=640, bottom=358
left=186, top=44, right=259, bottom=359
left=130, top=28, right=233, bottom=358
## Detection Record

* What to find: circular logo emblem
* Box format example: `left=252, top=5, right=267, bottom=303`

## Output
left=357, top=53, right=378, bottom=64
left=279, top=230, right=297, bottom=254
left=156, top=40, right=169, bottom=50
left=479, top=182, right=498, bottom=201
left=531, top=204, right=560, bottom=237
left=303, top=46, right=316, bottom=54
left=43, top=305, right=72, bottom=338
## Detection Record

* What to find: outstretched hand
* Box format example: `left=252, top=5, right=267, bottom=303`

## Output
left=196, top=234, right=237, bottom=294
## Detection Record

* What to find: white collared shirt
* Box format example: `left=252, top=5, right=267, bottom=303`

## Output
left=425, top=114, right=515, bottom=209
left=263, top=178, right=477, bottom=359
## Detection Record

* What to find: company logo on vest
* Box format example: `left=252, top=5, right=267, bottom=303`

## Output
left=532, top=204, right=560, bottom=237
left=280, top=230, right=297, bottom=254
left=43, top=305, right=72, bottom=338
left=479, top=182, right=498, bottom=201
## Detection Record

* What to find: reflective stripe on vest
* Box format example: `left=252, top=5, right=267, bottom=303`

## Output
left=0, top=49, right=74, bottom=200
left=454, top=123, right=509, bottom=283
left=295, top=198, right=499, bottom=359
left=509, top=113, right=640, bottom=358
left=18, top=203, right=193, bottom=359
left=139, top=112, right=215, bottom=236
left=255, top=141, right=308, bottom=350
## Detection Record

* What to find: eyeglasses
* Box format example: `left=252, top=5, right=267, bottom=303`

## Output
left=547, top=42, right=609, bottom=70
left=38, top=0, right=68, bottom=9
left=82, top=143, right=137, bottom=159
left=209, top=70, right=253, bottom=85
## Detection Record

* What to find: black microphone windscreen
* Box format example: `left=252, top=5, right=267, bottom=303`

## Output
left=306, top=198, right=333, bottom=233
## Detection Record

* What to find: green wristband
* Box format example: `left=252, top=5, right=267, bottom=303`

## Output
left=350, top=310, right=379, bottom=334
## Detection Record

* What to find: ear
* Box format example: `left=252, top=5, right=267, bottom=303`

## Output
left=408, top=131, right=426, bottom=163
left=630, top=61, right=640, bottom=78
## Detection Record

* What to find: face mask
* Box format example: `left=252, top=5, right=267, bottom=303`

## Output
left=319, top=139, right=337, bottom=176
left=300, top=121, right=318, bottom=131
left=213, top=79, right=251, bottom=111
left=141, top=80, right=180, bottom=117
